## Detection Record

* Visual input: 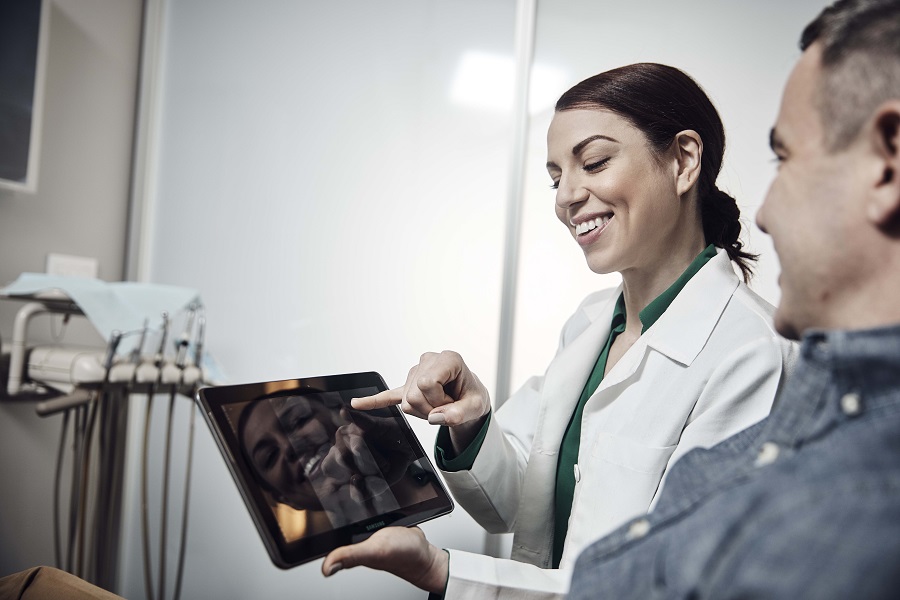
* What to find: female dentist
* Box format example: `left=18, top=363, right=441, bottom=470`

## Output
left=323, top=63, right=796, bottom=598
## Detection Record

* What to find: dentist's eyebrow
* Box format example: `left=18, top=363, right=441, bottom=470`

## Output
left=547, top=134, right=619, bottom=170
left=572, top=134, right=618, bottom=156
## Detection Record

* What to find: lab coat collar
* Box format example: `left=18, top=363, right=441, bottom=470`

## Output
left=640, top=249, right=740, bottom=366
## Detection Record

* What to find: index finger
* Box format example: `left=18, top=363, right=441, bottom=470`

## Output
left=351, top=387, right=403, bottom=410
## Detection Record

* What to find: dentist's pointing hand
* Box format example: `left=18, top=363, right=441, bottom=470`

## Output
left=351, top=351, right=491, bottom=451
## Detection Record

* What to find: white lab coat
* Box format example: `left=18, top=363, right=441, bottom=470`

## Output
left=441, top=250, right=796, bottom=599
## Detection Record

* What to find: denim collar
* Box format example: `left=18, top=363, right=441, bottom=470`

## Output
left=762, top=323, right=900, bottom=449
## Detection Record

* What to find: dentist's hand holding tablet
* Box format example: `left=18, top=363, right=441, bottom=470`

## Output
left=321, top=352, right=491, bottom=592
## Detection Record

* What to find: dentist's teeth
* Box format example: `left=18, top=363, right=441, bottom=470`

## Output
left=575, top=216, right=609, bottom=236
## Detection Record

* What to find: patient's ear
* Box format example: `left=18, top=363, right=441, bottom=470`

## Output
left=673, top=130, right=703, bottom=199
left=866, top=101, right=900, bottom=227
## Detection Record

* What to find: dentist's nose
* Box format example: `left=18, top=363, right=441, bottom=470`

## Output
left=555, top=176, right=589, bottom=210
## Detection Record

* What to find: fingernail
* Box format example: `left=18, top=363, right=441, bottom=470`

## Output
left=326, top=562, right=343, bottom=577
left=428, top=412, right=446, bottom=425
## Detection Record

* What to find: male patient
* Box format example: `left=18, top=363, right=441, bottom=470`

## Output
left=566, top=0, right=900, bottom=597
left=322, top=0, right=900, bottom=597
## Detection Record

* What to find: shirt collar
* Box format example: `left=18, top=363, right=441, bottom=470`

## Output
left=764, top=323, right=900, bottom=446
left=802, top=324, right=900, bottom=406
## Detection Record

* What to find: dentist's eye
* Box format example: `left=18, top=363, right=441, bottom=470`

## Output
left=550, top=180, right=559, bottom=190
left=584, top=158, right=610, bottom=172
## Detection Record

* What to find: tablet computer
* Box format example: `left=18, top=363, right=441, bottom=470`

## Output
left=196, top=371, right=454, bottom=569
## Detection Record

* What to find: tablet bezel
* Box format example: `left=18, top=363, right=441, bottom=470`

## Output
left=196, top=371, right=454, bottom=569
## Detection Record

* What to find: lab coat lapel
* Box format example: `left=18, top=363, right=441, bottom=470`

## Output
left=533, top=287, right=621, bottom=454
left=513, top=287, right=620, bottom=566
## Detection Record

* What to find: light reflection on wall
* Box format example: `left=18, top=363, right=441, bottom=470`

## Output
left=450, top=50, right=567, bottom=114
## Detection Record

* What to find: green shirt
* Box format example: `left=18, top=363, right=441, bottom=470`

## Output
left=551, top=244, right=717, bottom=566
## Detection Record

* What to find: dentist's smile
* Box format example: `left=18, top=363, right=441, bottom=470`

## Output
left=571, top=214, right=613, bottom=247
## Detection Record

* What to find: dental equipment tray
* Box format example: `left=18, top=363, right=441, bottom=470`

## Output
left=196, top=372, right=454, bottom=569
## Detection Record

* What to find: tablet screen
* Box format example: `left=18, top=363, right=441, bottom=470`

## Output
left=197, top=372, right=454, bottom=568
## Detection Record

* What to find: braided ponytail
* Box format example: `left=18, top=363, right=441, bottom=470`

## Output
left=701, top=187, right=757, bottom=283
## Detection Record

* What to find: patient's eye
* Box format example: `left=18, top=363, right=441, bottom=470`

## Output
left=254, top=443, right=278, bottom=471
left=283, top=406, right=312, bottom=431
left=275, top=398, right=315, bottom=433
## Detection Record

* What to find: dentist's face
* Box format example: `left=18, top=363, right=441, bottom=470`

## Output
left=547, top=108, right=685, bottom=277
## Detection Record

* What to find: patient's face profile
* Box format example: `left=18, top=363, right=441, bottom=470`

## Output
left=756, top=45, right=858, bottom=340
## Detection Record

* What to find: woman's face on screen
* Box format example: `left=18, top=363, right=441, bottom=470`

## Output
left=240, top=395, right=338, bottom=510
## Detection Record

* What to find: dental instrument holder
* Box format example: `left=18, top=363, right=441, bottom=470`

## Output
left=1, top=290, right=205, bottom=596
left=2, top=292, right=204, bottom=408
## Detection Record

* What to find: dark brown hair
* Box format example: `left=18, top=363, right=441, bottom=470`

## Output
left=556, top=63, right=757, bottom=282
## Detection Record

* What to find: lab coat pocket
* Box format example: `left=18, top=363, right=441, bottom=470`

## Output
left=565, top=434, right=678, bottom=552
left=591, top=432, right=677, bottom=476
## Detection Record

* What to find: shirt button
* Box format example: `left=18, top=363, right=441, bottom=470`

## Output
left=573, top=464, right=581, bottom=483
left=626, top=518, right=651, bottom=540
left=754, top=442, right=780, bottom=467
left=840, top=392, right=862, bottom=416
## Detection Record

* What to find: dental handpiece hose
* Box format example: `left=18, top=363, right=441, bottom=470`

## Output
left=76, top=330, right=123, bottom=578
left=172, top=311, right=204, bottom=600
left=160, top=306, right=196, bottom=600
left=90, top=331, right=124, bottom=581
left=142, top=312, right=169, bottom=600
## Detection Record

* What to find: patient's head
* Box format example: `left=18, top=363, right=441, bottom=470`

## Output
left=238, top=393, right=342, bottom=510
left=237, top=392, right=414, bottom=512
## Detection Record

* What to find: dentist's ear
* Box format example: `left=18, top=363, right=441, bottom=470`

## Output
left=866, top=101, right=900, bottom=227
left=673, top=130, right=704, bottom=198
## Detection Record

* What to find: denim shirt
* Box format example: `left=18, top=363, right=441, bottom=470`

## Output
left=569, top=325, right=900, bottom=599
